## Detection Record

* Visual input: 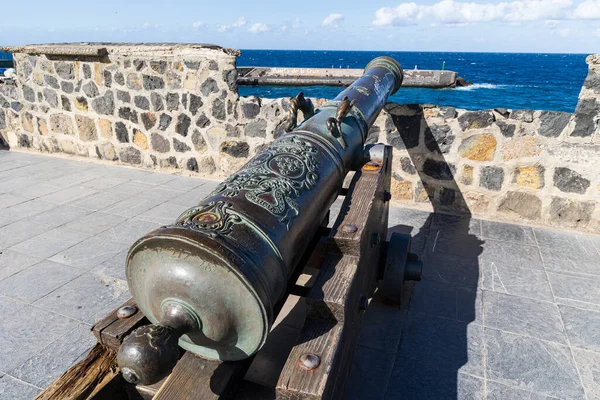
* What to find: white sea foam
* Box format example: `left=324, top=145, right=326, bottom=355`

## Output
left=455, top=83, right=500, bottom=90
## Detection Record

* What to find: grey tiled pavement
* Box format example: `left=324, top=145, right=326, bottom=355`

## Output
left=0, top=150, right=599, bottom=400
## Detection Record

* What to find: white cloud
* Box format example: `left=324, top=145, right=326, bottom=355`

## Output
left=545, top=19, right=560, bottom=28
left=233, top=17, right=247, bottom=27
left=322, top=13, right=345, bottom=26
left=559, top=27, right=571, bottom=35
left=373, top=0, right=575, bottom=26
left=218, top=16, right=247, bottom=32
left=573, top=0, right=600, bottom=19
left=143, top=22, right=160, bottom=29
left=192, top=21, right=205, bottom=29
left=249, top=23, right=270, bottom=33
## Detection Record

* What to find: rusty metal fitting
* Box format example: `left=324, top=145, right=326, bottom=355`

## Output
left=341, top=224, right=358, bottom=233
left=117, top=305, right=138, bottom=319
left=298, top=353, right=321, bottom=370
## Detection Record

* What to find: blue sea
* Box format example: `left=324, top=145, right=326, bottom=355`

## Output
left=0, top=50, right=12, bottom=75
left=237, top=50, right=589, bottom=113
left=0, top=50, right=589, bottom=112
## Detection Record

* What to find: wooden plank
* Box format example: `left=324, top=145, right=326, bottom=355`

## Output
left=305, top=254, right=359, bottom=322
left=124, top=376, right=168, bottom=400
left=153, top=352, right=252, bottom=400
left=92, top=298, right=147, bottom=350
left=35, top=343, right=120, bottom=400
left=276, top=319, right=343, bottom=400
left=245, top=295, right=306, bottom=388
left=328, top=148, right=391, bottom=258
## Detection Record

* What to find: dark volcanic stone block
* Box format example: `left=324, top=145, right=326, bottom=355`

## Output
left=553, top=167, right=590, bottom=194
left=166, top=93, right=179, bottom=111
left=141, top=113, right=157, bottom=130
left=422, top=159, right=455, bottom=180
left=117, top=90, right=130, bottom=103
left=151, top=133, right=170, bottom=153
left=186, top=157, right=199, bottom=172
left=242, top=101, right=260, bottom=119
left=44, top=75, right=60, bottom=89
left=43, top=88, right=58, bottom=107
left=539, top=111, right=570, bottom=137
left=143, top=75, right=165, bottom=90
left=246, top=119, right=267, bottom=138
left=510, top=109, right=534, bottom=122
left=22, top=86, right=36, bottom=102
left=82, top=82, right=99, bottom=98
left=134, top=95, right=150, bottom=110
left=201, top=78, right=219, bottom=96
left=480, top=166, right=504, bottom=191
left=119, top=147, right=141, bottom=165
left=387, top=114, right=420, bottom=149
left=571, top=98, right=599, bottom=137
left=220, top=141, right=249, bottom=158
left=401, top=157, right=416, bottom=175
left=115, top=122, right=129, bottom=143
left=151, top=92, right=163, bottom=111
left=438, top=187, right=456, bottom=206
left=114, top=72, right=125, bottom=86
left=191, top=130, right=207, bottom=152
left=91, top=91, right=115, bottom=115
left=549, top=197, right=595, bottom=228
left=82, top=64, right=92, bottom=79
left=189, top=94, right=203, bottom=115
left=60, top=81, right=74, bottom=94
left=173, top=138, right=191, bottom=153
left=424, top=124, right=454, bottom=153
left=175, top=114, right=191, bottom=137
left=159, top=114, right=172, bottom=131
left=458, top=110, right=495, bottom=130
left=495, top=120, right=515, bottom=137
left=212, top=99, right=225, bottom=120
left=55, top=62, right=74, bottom=80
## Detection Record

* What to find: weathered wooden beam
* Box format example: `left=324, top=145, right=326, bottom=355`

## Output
left=34, top=343, right=122, bottom=400
left=153, top=353, right=252, bottom=400
left=92, top=298, right=147, bottom=350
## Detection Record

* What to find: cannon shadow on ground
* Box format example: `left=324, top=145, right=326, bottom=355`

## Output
left=345, top=104, right=485, bottom=400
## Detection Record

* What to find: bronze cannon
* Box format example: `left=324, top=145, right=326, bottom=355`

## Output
left=117, top=56, right=422, bottom=386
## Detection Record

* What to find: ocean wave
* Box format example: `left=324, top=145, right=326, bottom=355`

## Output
left=456, top=83, right=500, bottom=90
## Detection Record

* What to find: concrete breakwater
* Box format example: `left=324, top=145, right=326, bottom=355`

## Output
left=237, top=66, right=460, bottom=88
left=0, top=43, right=598, bottom=233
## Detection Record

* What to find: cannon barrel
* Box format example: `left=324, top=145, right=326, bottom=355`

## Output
left=117, top=56, right=403, bottom=385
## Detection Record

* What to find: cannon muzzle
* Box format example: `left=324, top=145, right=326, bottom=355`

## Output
left=118, top=56, right=403, bottom=385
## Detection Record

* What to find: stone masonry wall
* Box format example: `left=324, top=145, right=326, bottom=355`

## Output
left=0, top=44, right=599, bottom=233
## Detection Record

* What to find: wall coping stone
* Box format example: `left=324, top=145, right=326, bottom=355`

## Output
left=587, top=54, right=600, bottom=67
left=0, top=43, right=240, bottom=57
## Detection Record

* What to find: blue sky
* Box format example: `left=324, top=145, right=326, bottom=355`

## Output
left=1, top=0, right=599, bottom=53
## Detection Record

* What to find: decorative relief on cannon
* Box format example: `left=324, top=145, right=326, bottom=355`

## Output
left=212, top=135, right=320, bottom=226
left=175, top=201, right=242, bottom=237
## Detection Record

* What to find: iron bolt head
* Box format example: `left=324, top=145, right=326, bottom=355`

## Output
left=298, top=353, right=321, bottom=370
left=341, top=224, right=358, bottom=233
left=117, top=305, right=138, bottom=319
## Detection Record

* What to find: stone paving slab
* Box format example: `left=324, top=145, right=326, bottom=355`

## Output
left=0, top=150, right=599, bottom=399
